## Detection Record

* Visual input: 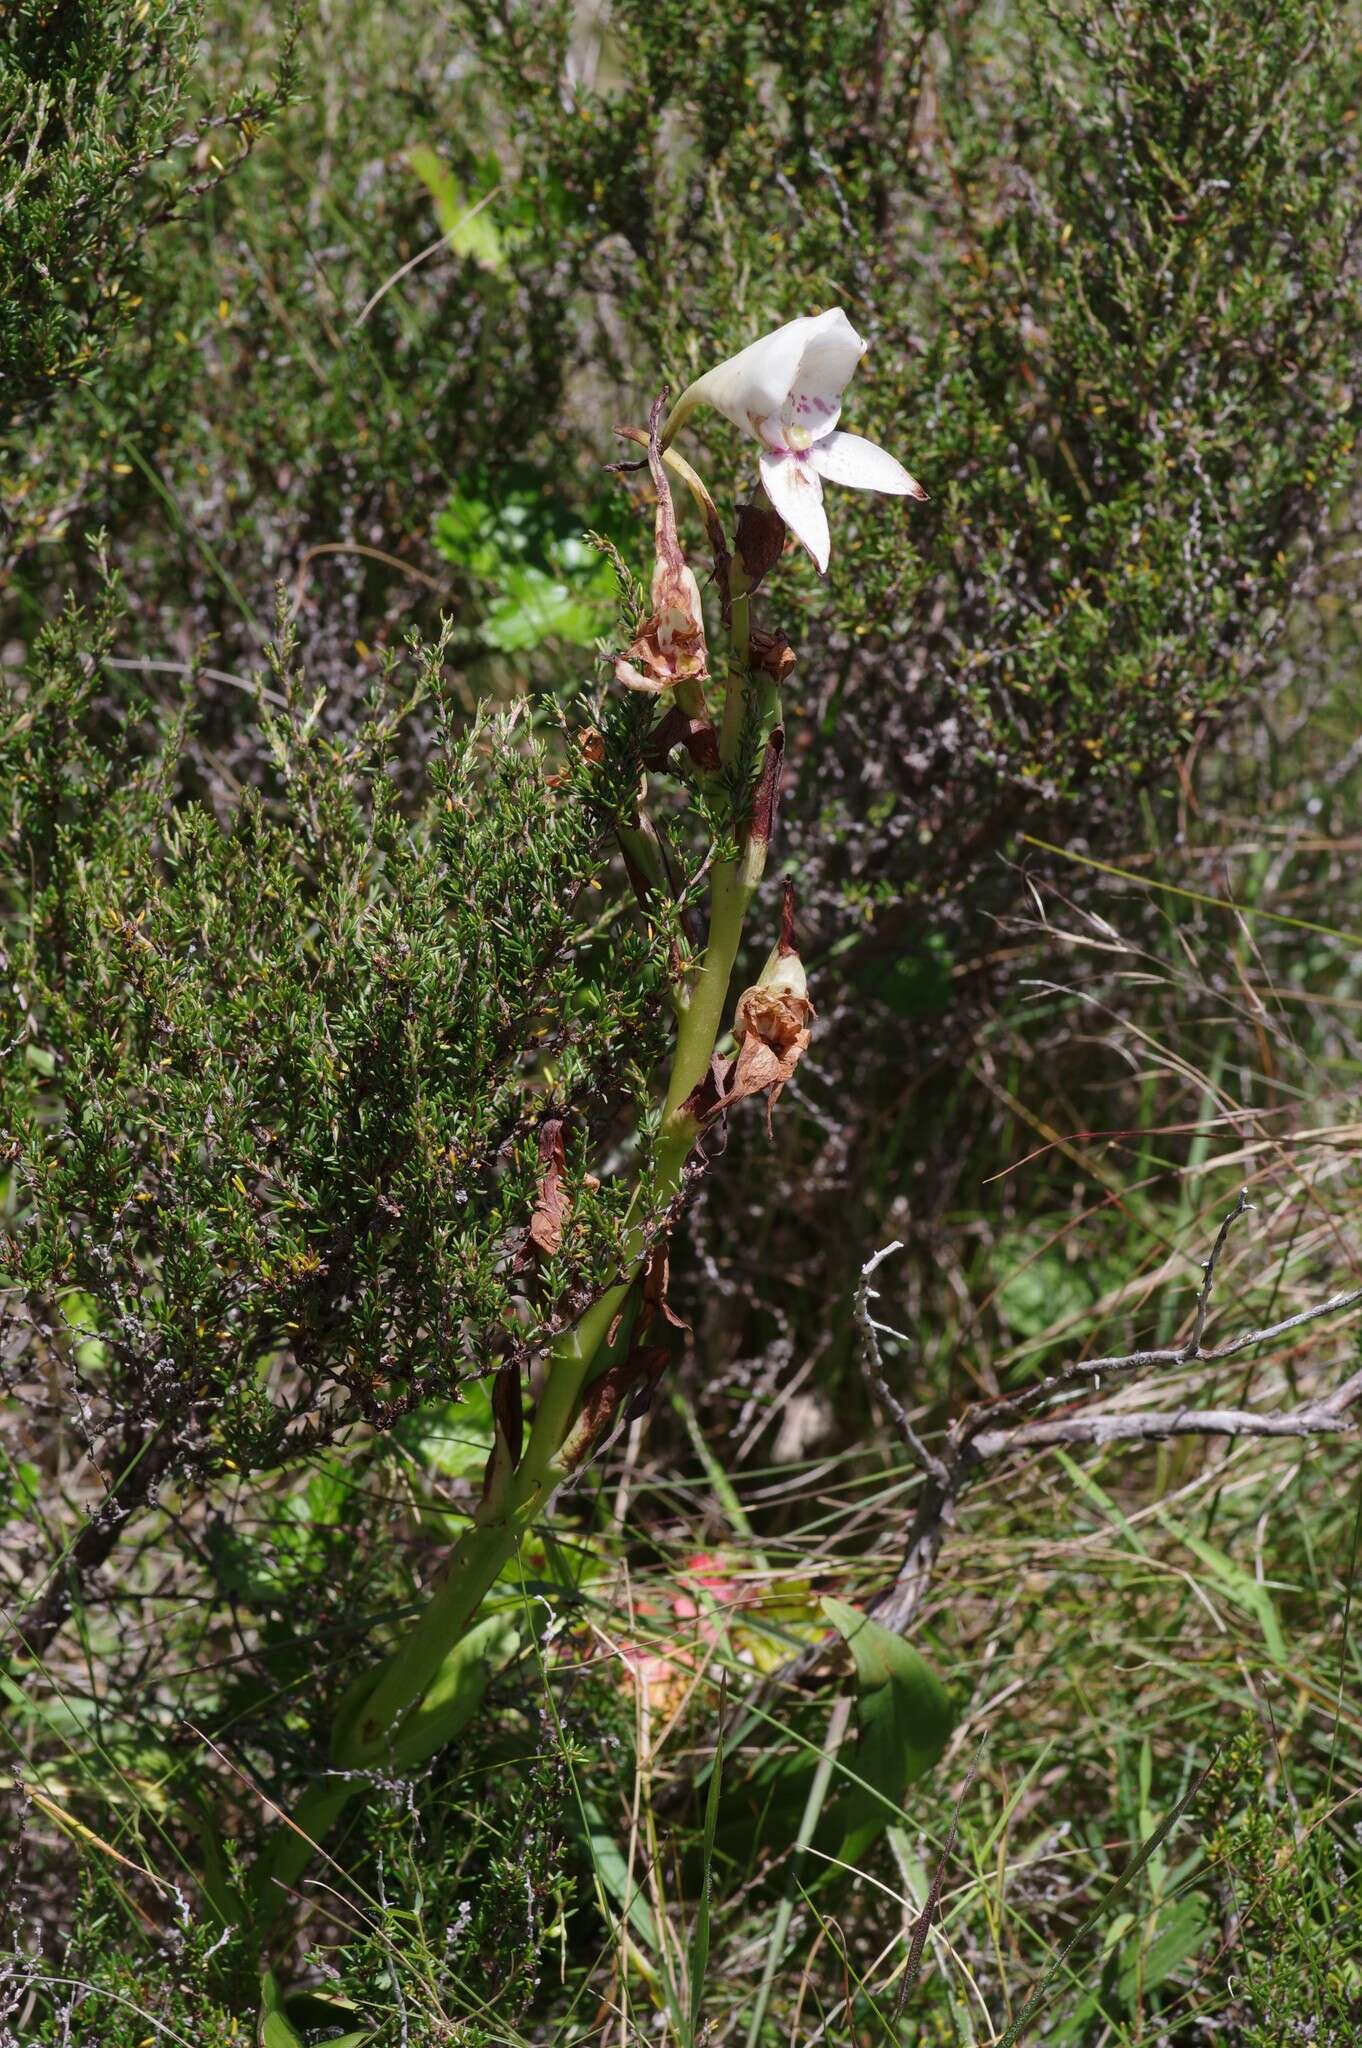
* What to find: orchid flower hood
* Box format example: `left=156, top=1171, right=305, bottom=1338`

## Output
left=661, top=308, right=926, bottom=574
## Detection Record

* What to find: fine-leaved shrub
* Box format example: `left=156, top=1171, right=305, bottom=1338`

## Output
left=0, top=570, right=673, bottom=1649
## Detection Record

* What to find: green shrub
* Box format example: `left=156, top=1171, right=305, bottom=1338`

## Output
left=0, top=570, right=672, bottom=1524
left=1199, top=1726, right=1362, bottom=2045
left=4, top=3, right=1355, bottom=1186
left=0, top=0, right=292, bottom=432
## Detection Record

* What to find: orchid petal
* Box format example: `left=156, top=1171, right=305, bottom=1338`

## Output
left=785, top=309, right=866, bottom=439
left=670, top=317, right=814, bottom=440
left=759, top=450, right=829, bottom=575
left=810, top=430, right=927, bottom=498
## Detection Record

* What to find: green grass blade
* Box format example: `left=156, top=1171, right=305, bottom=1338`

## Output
left=743, top=1694, right=853, bottom=2048
left=688, top=1682, right=726, bottom=2040
left=992, top=1762, right=1212, bottom=2048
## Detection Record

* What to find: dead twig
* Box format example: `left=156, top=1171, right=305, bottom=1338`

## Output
left=868, top=1196, right=1362, bottom=1639
left=966, top=1367, right=1362, bottom=1460
left=855, top=1242, right=950, bottom=1489
left=1182, top=1185, right=1254, bottom=1360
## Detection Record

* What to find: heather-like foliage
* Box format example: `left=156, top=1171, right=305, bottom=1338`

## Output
left=12, top=2, right=1357, bottom=850
left=0, top=573, right=671, bottom=1513
left=0, top=0, right=291, bottom=431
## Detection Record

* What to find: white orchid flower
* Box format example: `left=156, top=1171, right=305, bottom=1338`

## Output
left=661, top=308, right=926, bottom=574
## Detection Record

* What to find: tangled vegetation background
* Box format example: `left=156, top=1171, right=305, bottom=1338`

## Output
left=3, top=1, right=1362, bottom=2041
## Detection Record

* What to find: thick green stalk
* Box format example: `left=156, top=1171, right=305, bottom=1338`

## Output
left=718, top=561, right=752, bottom=770
left=336, top=1281, right=631, bottom=1764
left=254, top=515, right=780, bottom=1957
left=367, top=563, right=770, bottom=1720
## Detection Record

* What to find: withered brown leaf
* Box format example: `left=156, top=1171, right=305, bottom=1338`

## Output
left=527, top=1117, right=570, bottom=1257
left=614, top=396, right=710, bottom=695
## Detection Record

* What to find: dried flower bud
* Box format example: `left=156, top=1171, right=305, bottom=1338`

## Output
left=719, top=887, right=814, bottom=1129
left=735, top=500, right=788, bottom=589
left=680, top=886, right=813, bottom=1136
left=728, top=976, right=814, bottom=1130
left=749, top=628, right=796, bottom=683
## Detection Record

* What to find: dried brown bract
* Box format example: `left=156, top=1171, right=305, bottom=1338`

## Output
left=750, top=724, right=786, bottom=845
left=614, top=395, right=710, bottom=696
left=561, top=1240, right=686, bottom=1470
left=735, top=499, right=787, bottom=589
left=749, top=627, right=796, bottom=684
left=526, top=1118, right=570, bottom=1257
left=641, top=702, right=721, bottom=773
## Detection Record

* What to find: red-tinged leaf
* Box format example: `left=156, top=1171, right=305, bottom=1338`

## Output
left=561, top=1345, right=670, bottom=1469
left=749, top=724, right=786, bottom=845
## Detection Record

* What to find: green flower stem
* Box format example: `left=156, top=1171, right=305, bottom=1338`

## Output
left=261, top=512, right=779, bottom=1945
left=332, top=1278, right=633, bottom=1770
left=656, top=545, right=769, bottom=1161
left=719, top=557, right=752, bottom=771
left=657, top=861, right=750, bottom=1148
left=336, top=834, right=764, bottom=1764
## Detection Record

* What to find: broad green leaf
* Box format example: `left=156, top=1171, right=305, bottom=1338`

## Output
left=484, top=566, right=604, bottom=651
left=260, top=2013, right=306, bottom=2048
left=277, top=1988, right=373, bottom=2047
left=704, top=1606, right=952, bottom=1879
left=258, top=1972, right=306, bottom=2048
left=820, top=1596, right=955, bottom=1862
left=1117, top=1893, right=1210, bottom=2003
left=580, top=1796, right=659, bottom=1953
left=249, top=1781, right=357, bottom=1921
left=406, top=146, right=504, bottom=270
left=432, top=487, right=497, bottom=565
left=393, top=1385, right=495, bottom=1483
left=432, top=464, right=616, bottom=651
left=387, top=1609, right=520, bottom=1770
